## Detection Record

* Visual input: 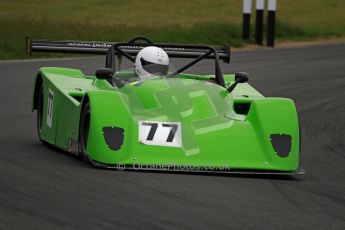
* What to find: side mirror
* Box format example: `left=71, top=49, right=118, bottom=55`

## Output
left=227, top=72, right=249, bottom=93
left=95, top=68, right=113, bottom=80
left=234, top=72, right=249, bottom=83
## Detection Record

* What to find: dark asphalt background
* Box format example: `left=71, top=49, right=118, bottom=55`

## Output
left=0, top=44, right=344, bottom=230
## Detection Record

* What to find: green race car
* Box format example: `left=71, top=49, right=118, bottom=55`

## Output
left=28, top=36, right=303, bottom=174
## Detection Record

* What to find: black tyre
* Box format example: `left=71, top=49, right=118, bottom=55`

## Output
left=79, top=102, right=91, bottom=162
left=36, top=85, right=44, bottom=143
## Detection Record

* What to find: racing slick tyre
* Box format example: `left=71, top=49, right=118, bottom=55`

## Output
left=79, top=102, right=91, bottom=163
left=36, top=85, right=44, bottom=143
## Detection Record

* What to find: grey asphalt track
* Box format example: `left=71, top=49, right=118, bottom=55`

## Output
left=0, top=43, right=345, bottom=230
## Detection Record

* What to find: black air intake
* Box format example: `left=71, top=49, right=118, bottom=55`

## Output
left=270, top=134, right=292, bottom=157
left=102, top=127, right=125, bottom=151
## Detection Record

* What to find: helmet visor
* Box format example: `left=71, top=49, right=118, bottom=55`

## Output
left=140, top=58, right=169, bottom=76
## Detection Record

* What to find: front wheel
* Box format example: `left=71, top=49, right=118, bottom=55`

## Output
left=79, top=102, right=91, bottom=162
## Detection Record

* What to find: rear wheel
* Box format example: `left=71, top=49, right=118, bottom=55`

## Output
left=36, top=85, right=44, bottom=143
left=79, top=102, right=91, bottom=162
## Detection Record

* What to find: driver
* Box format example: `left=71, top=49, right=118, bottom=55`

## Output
left=135, top=46, right=169, bottom=80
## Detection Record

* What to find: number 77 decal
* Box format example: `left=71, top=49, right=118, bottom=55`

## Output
left=139, top=121, right=182, bottom=147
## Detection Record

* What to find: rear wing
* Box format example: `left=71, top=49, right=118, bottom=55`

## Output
left=26, top=36, right=231, bottom=63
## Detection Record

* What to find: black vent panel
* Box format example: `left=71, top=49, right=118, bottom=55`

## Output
left=234, top=102, right=251, bottom=115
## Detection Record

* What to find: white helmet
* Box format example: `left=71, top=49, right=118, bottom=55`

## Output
left=135, top=46, right=169, bottom=80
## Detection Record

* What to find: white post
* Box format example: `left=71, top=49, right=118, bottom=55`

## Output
left=267, top=0, right=277, bottom=47
left=242, top=0, right=252, bottom=39
left=255, top=0, right=265, bottom=45
left=243, top=0, right=252, bottom=14
left=268, top=0, right=277, bottom=11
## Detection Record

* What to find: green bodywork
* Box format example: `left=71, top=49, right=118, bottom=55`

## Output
left=32, top=67, right=300, bottom=172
